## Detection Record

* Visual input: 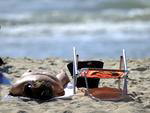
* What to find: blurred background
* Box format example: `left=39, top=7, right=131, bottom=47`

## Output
left=0, top=0, right=150, bottom=59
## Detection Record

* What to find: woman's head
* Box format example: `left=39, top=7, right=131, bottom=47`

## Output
left=23, top=80, right=54, bottom=100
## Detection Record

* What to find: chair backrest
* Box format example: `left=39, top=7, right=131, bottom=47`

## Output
left=67, top=61, right=104, bottom=76
left=67, top=61, right=104, bottom=88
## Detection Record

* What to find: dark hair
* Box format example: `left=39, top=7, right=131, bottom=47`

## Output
left=23, top=81, right=54, bottom=100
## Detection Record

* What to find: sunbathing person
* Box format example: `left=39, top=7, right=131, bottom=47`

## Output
left=9, top=70, right=70, bottom=100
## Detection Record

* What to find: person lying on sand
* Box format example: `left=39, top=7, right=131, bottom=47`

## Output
left=9, top=70, right=70, bottom=100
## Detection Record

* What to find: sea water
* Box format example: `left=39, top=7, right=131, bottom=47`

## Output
left=0, top=0, right=150, bottom=59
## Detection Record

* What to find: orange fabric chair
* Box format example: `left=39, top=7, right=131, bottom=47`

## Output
left=72, top=47, right=129, bottom=101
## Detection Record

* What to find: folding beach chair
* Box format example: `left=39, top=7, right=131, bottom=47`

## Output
left=72, top=47, right=129, bottom=101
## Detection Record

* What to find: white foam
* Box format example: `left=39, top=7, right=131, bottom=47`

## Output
left=2, top=20, right=150, bottom=42
left=0, top=13, right=32, bottom=21
left=100, top=8, right=150, bottom=19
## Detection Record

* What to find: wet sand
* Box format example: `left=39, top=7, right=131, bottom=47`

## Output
left=0, top=57, right=150, bottom=113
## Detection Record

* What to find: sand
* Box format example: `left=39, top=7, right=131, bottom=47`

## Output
left=0, top=57, right=150, bottom=113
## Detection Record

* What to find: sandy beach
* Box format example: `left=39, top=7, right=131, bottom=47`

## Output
left=0, top=57, right=150, bottom=113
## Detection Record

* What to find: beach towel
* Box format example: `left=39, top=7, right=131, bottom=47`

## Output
left=0, top=72, right=11, bottom=85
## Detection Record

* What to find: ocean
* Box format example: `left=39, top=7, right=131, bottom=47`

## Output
left=0, top=0, right=150, bottom=59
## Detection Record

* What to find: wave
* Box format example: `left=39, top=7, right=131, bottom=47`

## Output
left=1, top=0, right=150, bottom=13
left=1, top=7, right=150, bottom=42
left=1, top=20, right=150, bottom=42
left=1, top=8, right=150, bottom=25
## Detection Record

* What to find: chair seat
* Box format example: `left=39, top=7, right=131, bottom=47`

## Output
left=87, top=87, right=124, bottom=100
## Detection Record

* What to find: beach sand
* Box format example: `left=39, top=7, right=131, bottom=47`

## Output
left=0, top=57, right=150, bottom=113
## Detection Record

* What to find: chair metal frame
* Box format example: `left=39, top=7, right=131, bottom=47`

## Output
left=72, top=47, right=129, bottom=101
